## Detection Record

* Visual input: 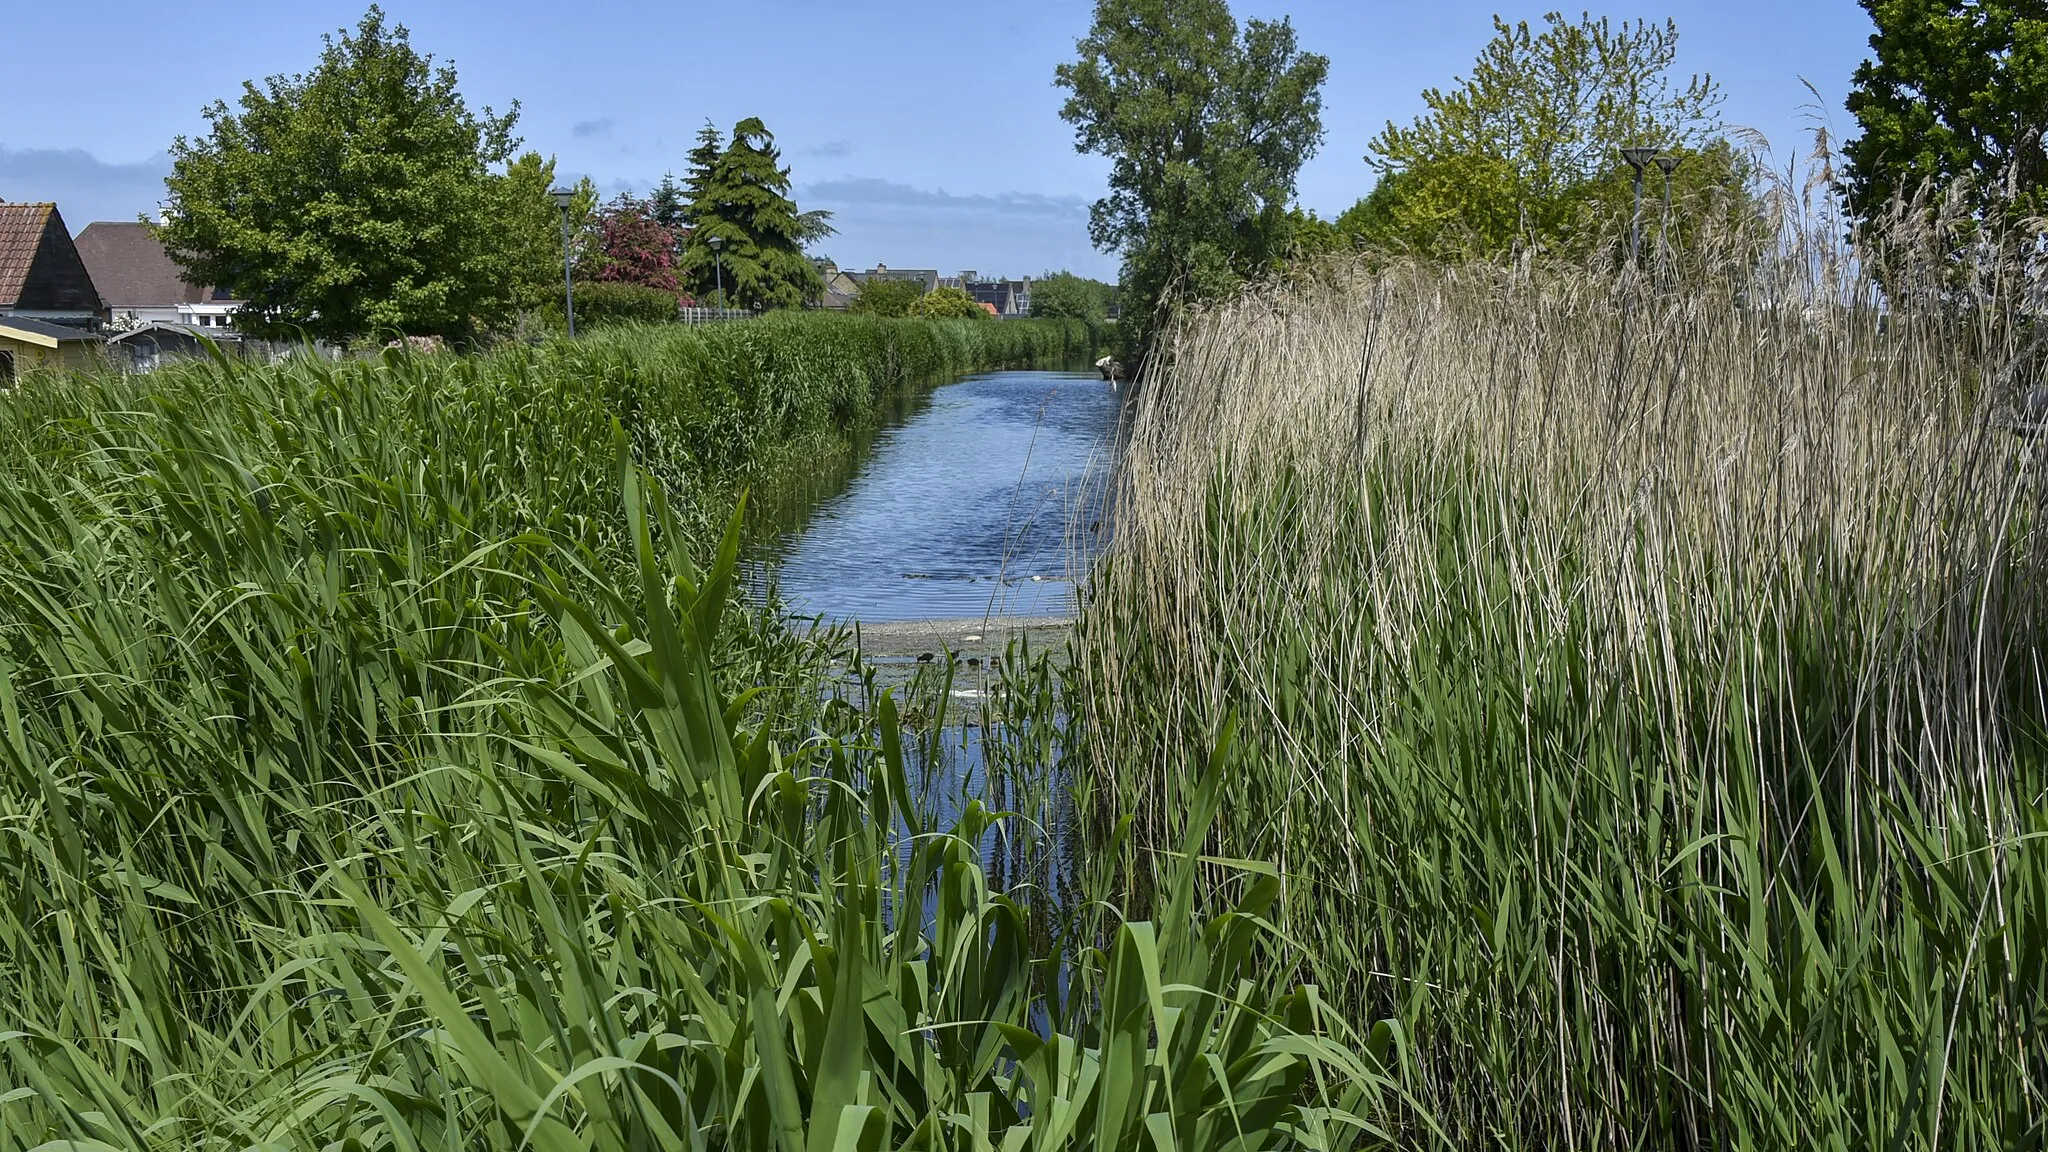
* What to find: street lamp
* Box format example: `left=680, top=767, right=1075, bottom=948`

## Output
left=1620, top=147, right=1659, bottom=267
left=1654, top=154, right=1683, bottom=276
left=549, top=187, right=576, bottom=338
left=707, top=234, right=725, bottom=309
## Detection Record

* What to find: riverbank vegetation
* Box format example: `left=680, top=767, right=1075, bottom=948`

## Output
left=0, top=313, right=1399, bottom=1149
left=1073, top=164, right=2048, bottom=1145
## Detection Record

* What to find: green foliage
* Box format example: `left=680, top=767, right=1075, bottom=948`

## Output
left=649, top=169, right=688, bottom=232
left=1028, top=270, right=1117, bottom=323
left=682, top=118, right=825, bottom=311
left=500, top=151, right=577, bottom=313
left=1284, top=207, right=1350, bottom=258
left=1056, top=0, right=1329, bottom=355
left=908, top=285, right=987, bottom=319
left=1842, top=0, right=2048, bottom=230
left=160, top=6, right=537, bottom=343
left=848, top=276, right=924, bottom=317
left=537, top=280, right=679, bottom=330
left=0, top=312, right=1376, bottom=1148
left=1080, top=231, right=2048, bottom=1147
left=1365, top=12, right=1734, bottom=259
left=682, top=119, right=723, bottom=225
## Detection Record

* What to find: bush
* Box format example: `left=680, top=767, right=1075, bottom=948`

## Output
left=535, top=280, right=680, bottom=330
left=848, top=277, right=924, bottom=317
left=909, top=285, right=988, bottom=320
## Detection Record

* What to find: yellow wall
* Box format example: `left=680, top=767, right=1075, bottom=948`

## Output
left=0, top=333, right=103, bottom=378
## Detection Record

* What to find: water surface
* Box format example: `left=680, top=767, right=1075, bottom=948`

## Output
left=757, top=370, right=1120, bottom=621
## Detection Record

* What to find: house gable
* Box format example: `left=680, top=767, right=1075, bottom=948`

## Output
left=0, top=204, right=104, bottom=314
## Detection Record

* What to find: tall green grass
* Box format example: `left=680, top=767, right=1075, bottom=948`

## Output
left=0, top=316, right=1382, bottom=1149
left=1076, top=189, right=2048, bottom=1147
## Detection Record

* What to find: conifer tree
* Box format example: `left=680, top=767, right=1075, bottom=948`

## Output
left=649, top=172, right=688, bottom=232
left=682, top=121, right=723, bottom=227
left=682, top=117, right=824, bottom=310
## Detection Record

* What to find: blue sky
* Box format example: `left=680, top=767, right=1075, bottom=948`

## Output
left=1, top=1, right=1876, bottom=281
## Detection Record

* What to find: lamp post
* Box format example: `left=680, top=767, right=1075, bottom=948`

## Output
left=1654, top=154, right=1682, bottom=278
left=708, top=234, right=725, bottom=309
left=1620, top=147, right=1659, bottom=267
left=549, top=187, right=576, bottom=338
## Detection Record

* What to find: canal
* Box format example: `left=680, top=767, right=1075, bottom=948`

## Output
left=752, top=368, right=1121, bottom=625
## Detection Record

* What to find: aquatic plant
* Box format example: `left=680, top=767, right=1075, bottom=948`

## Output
left=0, top=316, right=1381, bottom=1149
left=1074, top=168, right=2048, bottom=1147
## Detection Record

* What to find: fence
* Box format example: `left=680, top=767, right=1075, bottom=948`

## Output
left=678, top=307, right=757, bottom=325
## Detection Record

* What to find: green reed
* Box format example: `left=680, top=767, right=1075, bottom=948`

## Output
left=0, top=315, right=1382, bottom=1149
left=1075, top=198, right=2048, bottom=1148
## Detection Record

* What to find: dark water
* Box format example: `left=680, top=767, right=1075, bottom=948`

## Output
left=755, top=370, right=1121, bottom=622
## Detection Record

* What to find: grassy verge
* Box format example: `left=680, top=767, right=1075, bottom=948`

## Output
left=0, top=314, right=1386, bottom=1149
left=1074, top=225, right=2048, bottom=1147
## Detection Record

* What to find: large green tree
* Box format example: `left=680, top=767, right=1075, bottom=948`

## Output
left=1842, top=0, right=2048, bottom=230
left=1055, top=0, right=1328, bottom=354
left=1364, top=12, right=1733, bottom=260
left=160, top=6, right=538, bottom=342
left=849, top=277, right=924, bottom=317
left=1029, top=271, right=1117, bottom=323
left=500, top=151, right=584, bottom=315
left=681, top=118, right=825, bottom=310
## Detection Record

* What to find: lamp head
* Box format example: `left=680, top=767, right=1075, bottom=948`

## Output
left=707, top=235, right=725, bottom=252
left=1654, top=155, right=1683, bottom=176
left=549, top=187, right=574, bottom=210
left=1620, top=146, right=1659, bottom=172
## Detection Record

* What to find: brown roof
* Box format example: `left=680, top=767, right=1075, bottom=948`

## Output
left=0, top=203, right=102, bottom=313
left=75, top=221, right=219, bottom=308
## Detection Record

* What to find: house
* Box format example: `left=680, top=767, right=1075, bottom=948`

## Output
left=812, top=258, right=860, bottom=310
left=106, top=321, right=211, bottom=373
left=846, top=264, right=942, bottom=295
left=0, top=202, right=103, bottom=327
left=963, top=276, right=1033, bottom=317
left=0, top=315, right=105, bottom=382
left=75, top=221, right=243, bottom=333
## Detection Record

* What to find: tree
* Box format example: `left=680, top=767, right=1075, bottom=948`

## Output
left=160, top=6, right=527, bottom=342
left=681, top=118, right=824, bottom=310
left=910, top=286, right=988, bottom=320
left=649, top=171, right=689, bottom=233
left=1056, top=0, right=1329, bottom=354
left=682, top=121, right=724, bottom=227
left=499, top=151, right=580, bottom=314
left=849, top=277, right=924, bottom=317
left=583, top=194, right=680, bottom=292
left=1365, top=12, right=1732, bottom=259
left=1029, top=271, right=1117, bottom=322
left=1842, top=0, right=2048, bottom=232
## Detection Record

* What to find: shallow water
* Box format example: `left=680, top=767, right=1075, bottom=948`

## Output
left=753, top=370, right=1121, bottom=622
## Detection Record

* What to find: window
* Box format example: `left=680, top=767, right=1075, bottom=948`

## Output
left=0, top=350, right=13, bottom=385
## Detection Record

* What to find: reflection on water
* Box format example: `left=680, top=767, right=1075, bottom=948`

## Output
left=753, top=370, right=1121, bottom=622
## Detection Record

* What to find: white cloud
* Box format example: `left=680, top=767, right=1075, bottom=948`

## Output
left=0, top=146, right=172, bottom=228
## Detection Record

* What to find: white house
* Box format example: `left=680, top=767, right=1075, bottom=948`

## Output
left=74, top=221, right=243, bottom=332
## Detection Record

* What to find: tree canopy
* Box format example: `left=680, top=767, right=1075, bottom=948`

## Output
left=849, top=277, right=924, bottom=317
left=1842, top=0, right=2048, bottom=230
left=1056, top=0, right=1328, bottom=353
left=160, top=6, right=545, bottom=342
left=1029, top=271, right=1117, bottom=323
left=1363, top=12, right=1734, bottom=260
left=909, top=286, right=989, bottom=320
left=584, top=194, right=681, bottom=293
left=681, top=118, right=825, bottom=310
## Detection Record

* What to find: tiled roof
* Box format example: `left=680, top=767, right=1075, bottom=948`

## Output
left=0, top=202, right=102, bottom=312
left=0, top=203, right=55, bottom=307
left=76, top=222, right=216, bottom=307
